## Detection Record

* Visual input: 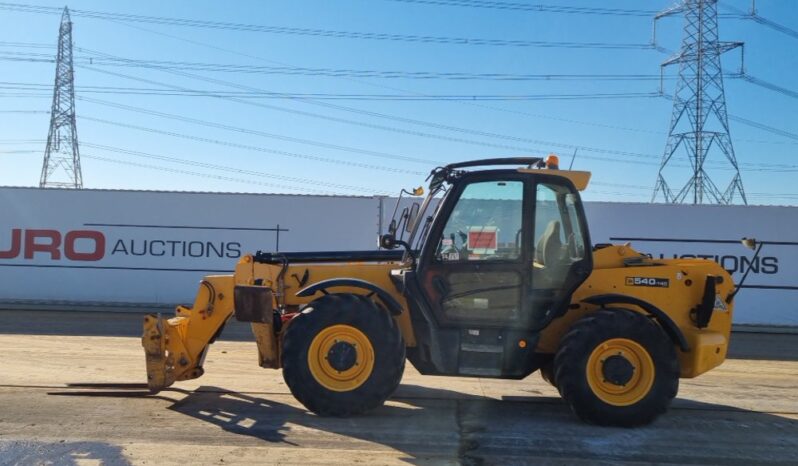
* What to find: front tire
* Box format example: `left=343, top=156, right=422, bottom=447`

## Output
left=554, top=309, right=679, bottom=427
left=281, top=293, right=405, bottom=417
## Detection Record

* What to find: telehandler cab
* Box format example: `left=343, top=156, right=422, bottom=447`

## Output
left=142, top=157, right=735, bottom=426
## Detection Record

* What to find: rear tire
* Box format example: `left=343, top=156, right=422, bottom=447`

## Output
left=282, top=293, right=405, bottom=417
left=554, top=309, right=679, bottom=427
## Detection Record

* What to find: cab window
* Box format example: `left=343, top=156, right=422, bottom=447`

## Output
left=533, top=183, right=586, bottom=287
left=435, top=180, right=523, bottom=262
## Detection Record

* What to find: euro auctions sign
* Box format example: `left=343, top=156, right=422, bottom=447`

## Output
left=0, top=227, right=242, bottom=263
left=0, top=187, right=380, bottom=307
left=0, top=229, right=106, bottom=261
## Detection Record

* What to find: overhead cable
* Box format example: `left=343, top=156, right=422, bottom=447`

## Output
left=80, top=142, right=391, bottom=194
left=0, top=2, right=654, bottom=49
left=78, top=96, right=437, bottom=165
left=387, top=0, right=745, bottom=18
left=81, top=154, right=352, bottom=195
left=0, top=81, right=664, bottom=101
left=77, top=115, right=426, bottom=175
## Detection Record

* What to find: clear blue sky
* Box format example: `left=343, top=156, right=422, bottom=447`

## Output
left=0, top=0, right=795, bottom=204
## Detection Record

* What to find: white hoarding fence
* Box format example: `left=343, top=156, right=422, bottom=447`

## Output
left=0, top=187, right=795, bottom=326
left=0, top=188, right=381, bottom=307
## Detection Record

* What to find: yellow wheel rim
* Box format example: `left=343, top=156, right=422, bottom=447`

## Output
left=307, top=324, right=375, bottom=392
left=586, top=338, right=655, bottom=407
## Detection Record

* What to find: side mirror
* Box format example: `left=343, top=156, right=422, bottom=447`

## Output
left=379, top=234, right=397, bottom=249
left=729, top=237, right=765, bottom=304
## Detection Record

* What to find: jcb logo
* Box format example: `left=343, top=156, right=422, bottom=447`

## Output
left=0, top=229, right=106, bottom=261
left=625, top=276, right=670, bottom=288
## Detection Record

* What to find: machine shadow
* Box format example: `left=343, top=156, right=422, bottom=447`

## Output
left=162, top=384, right=567, bottom=463
left=46, top=382, right=798, bottom=464
left=163, top=384, right=798, bottom=464
left=0, top=439, right=132, bottom=466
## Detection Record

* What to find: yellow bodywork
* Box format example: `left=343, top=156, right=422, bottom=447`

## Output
left=517, top=168, right=591, bottom=191
left=143, top=258, right=409, bottom=392
left=143, top=243, right=733, bottom=392
left=537, top=245, right=734, bottom=378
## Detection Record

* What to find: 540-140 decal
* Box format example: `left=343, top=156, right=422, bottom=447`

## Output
left=625, top=276, right=670, bottom=288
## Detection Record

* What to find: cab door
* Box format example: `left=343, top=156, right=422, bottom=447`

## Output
left=417, top=176, right=532, bottom=329
left=416, top=175, right=592, bottom=331
left=528, top=181, right=592, bottom=330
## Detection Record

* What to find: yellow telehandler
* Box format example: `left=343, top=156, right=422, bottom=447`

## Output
left=142, top=157, right=736, bottom=426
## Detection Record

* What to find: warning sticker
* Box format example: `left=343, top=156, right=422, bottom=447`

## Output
left=625, top=277, right=670, bottom=288
left=443, top=252, right=460, bottom=261
left=714, top=295, right=728, bottom=312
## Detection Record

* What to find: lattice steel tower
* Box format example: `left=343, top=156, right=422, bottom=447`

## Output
left=652, top=0, right=745, bottom=204
left=40, top=7, right=83, bottom=189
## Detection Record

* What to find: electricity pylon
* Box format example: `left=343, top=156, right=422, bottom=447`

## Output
left=40, top=7, right=83, bottom=189
left=652, top=0, right=746, bottom=204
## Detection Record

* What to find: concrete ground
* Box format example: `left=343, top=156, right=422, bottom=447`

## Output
left=0, top=311, right=796, bottom=465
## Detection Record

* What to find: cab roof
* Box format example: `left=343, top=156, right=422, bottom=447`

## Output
left=439, top=157, right=591, bottom=191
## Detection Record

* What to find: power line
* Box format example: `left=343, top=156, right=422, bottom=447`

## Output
left=77, top=115, right=426, bottom=176
left=81, top=154, right=350, bottom=195
left=728, top=114, right=798, bottom=142
left=0, top=51, right=55, bottom=59
left=4, top=12, right=788, bottom=185
left=93, top=13, right=798, bottom=150
left=659, top=94, right=798, bottom=142
left=75, top=62, right=646, bottom=159
left=0, top=81, right=666, bottom=101
left=387, top=0, right=746, bottom=18
left=741, top=74, right=798, bottom=100
left=77, top=96, right=437, bottom=165
left=0, top=50, right=724, bottom=82
left=76, top=55, right=798, bottom=165
left=0, top=92, right=51, bottom=98
left=8, top=2, right=792, bottom=144
left=109, top=18, right=674, bottom=142
left=0, top=40, right=54, bottom=49
left=8, top=83, right=794, bottom=153
left=720, top=2, right=798, bottom=40
left=0, top=139, right=46, bottom=144
left=90, top=96, right=772, bottom=171
left=384, top=0, right=660, bottom=16
left=0, top=50, right=752, bottom=83
left=0, top=55, right=685, bottom=81
left=0, top=110, right=49, bottom=114
left=80, top=142, right=389, bottom=195
left=0, top=2, right=655, bottom=50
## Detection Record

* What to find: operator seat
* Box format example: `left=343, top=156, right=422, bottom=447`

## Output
left=536, top=220, right=562, bottom=268
left=530, top=220, right=563, bottom=326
